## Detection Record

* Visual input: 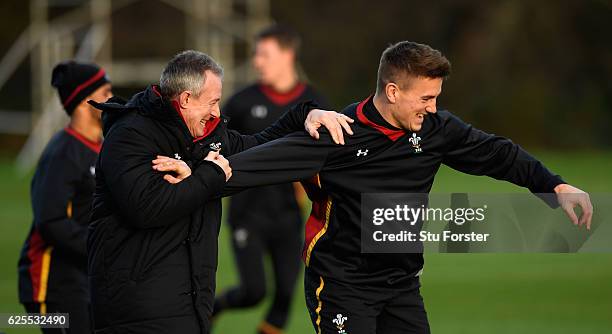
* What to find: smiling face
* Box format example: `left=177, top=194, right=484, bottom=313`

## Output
left=178, top=70, right=222, bottom=137
left=374, top=41, right=450, bottom=132
left=389, top=76, right=443, bottom=132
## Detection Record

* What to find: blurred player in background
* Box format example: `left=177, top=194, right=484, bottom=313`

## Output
left=213, top=24, right=329, bottom=333
left=17, top=61, right=112, bottom=333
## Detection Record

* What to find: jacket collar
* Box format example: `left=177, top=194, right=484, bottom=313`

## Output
left=92, top=85, right=224, bottom=143
left=356, top=95, right=406, bottom=141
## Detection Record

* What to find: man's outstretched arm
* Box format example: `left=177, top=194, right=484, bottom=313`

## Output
left=154, top=130, right=339, bottom=196
left=225, top=102, right=354, bottom=155
left=441, top=111, right=593, bottom=229
left=223, top=131, right=339, bottom=196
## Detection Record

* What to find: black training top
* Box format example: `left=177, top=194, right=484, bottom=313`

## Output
left=224, top=83, right=328, bottom=227
left=18, top=127, right=100, bottom=303
left=225, top=96, right=565, bottom=286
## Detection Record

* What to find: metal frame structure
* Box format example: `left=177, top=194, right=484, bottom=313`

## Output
left=0, top=0, right=270, bottom=171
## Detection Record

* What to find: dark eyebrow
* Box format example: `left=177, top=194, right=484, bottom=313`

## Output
left=421, top=95, right=436, bottom=100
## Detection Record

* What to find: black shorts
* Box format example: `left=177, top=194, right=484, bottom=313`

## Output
left=304, top=268, right=430, bottom=334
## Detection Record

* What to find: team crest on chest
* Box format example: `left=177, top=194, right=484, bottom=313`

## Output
left=209, top=142, right=222, bottom=151
left=409, top=133, right=423, bottom=153
left=332, top=314, right=348, bottom=333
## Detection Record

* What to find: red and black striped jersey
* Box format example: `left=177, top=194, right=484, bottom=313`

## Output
left=225, top=96, right=564, bottom=286
left=18, top=127, right=100, bottom=303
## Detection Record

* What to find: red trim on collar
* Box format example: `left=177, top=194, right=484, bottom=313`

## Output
left=64, top=127, right=102, bottom=153
left=151, top=85, right=162, bottom=97
left=152, top=85, right=222, bottom=142
left=63, top=69, right=106, bottom=107
left=259, top=83, right=306, bottom=106
left=356, top=96, right=405, bottom=142
left=192, top=117, right=221, bottom=143
left=170, top=99, right=188, bottom=125
left=152, top=85, right=188, bottom=125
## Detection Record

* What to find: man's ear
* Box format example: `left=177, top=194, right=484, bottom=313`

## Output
left=178, top=91, right=191, bottom=108
left=385, top=83, right=398, bottom=104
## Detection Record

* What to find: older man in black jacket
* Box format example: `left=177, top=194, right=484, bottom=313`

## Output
left=87, top=50, right=352, bottom=334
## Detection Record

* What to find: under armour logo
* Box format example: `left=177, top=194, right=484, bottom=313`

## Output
left=356, top=149, right=369, bottom=157
left=174, top=153, right=182, bottom=160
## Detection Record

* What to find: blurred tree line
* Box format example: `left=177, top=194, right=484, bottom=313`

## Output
left=0, top=0, right=610, bottom=150
left=275, top=0, right=611, bottom=149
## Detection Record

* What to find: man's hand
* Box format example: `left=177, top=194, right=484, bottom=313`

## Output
left=305, top=109, right=354, bottom=145
left=152, top=155, right=192, bottom=184
left=153, top=151, right=232, bottom=183
left=554, top=184, right=593, bottom=230
left=204, top=151, right=232, bottom=181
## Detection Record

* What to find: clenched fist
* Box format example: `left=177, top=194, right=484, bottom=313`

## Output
left=204, top=151, right=232, bottom=181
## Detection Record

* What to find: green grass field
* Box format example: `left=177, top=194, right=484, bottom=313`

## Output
left=1, top=152, right=611, bottom=333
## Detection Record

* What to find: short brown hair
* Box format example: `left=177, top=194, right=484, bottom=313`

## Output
left=256, top=24, right=301, bottom=54
left=376, top=41, right=451, bottom=93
